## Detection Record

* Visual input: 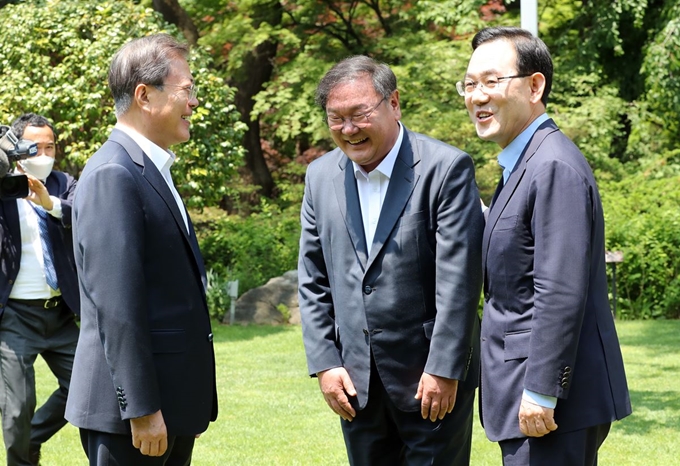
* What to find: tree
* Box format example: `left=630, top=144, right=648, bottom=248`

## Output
left=0, top=0, right=246, bottom=208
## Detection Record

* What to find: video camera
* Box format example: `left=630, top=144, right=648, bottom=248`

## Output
left=0, top=125, right=38, bottom=199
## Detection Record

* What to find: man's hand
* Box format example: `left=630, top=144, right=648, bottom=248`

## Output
left=130, top=410, right=168, bottom=456
left=518, top=398, right=558, bottom=437
left=317, top=367, right=357, bottom=422
left=24, top=174, right=54, bottom=211
left=415, top=372, right=458, bottom=422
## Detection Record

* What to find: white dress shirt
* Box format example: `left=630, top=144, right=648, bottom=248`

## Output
left=115, top=123, right=189, bottom=233
left=353, top=123, right=404, bottom=254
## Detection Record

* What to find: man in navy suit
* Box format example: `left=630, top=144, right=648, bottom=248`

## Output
left=298, top=56, right=483, bottom=465
left=0, top=113, right=80, bottom=465
left=459, top=26, right=632, bottom=465
left=65, top=33, right=217, bottom=466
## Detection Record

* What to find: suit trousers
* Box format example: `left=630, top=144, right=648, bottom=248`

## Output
left=341, top=361, right=475, bottom=466
left=79, top=429, right=196, bottom=466
left=499, top=422, right=611, bottom=466
left=0, top=299, right=78, bottom=466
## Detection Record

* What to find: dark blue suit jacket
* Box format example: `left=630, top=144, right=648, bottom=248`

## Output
left=0, top=170, right=80, bottom=315
left=65, top=129, right=217, bottom=436
left=480, top=119, right=632, bottom=441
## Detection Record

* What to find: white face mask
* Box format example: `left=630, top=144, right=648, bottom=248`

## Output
left=18, top=155, right=55, bottom=180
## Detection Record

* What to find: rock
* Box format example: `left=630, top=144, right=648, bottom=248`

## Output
left=226, top=270, right=299, bottom=325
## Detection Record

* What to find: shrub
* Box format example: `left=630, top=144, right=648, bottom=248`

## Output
left=601, top=174, right=680, bottom=319
left=193, top=202, right=300, bottom=301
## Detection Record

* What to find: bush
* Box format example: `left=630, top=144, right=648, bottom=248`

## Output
left=0, top=0, right=245, bottom=208
left=601, top=173, right=680, bottom=319
left=193, top=202, right=301, bottom=303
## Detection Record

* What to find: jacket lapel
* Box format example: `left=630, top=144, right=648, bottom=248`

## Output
left=482, top=119, right=560, bottom=285
left=333, top=156, right=368, bottom=270
left=366, top=129, right=419, bottom=270
left=109, top=129, right=206, bottom=294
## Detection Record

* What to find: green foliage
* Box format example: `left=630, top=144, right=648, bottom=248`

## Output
left=602, top=174, right=680, bottom=319
left=194, top=202, right=300, bottom=297
left=205, top=268, right=234, bottom=320
left=0, top=0, right=246, bottom=208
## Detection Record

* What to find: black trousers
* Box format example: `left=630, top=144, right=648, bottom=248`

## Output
left=0, top=299, right=78, bottom=466
left=340, top=363, right=475, bottom=466
left=79, top=429, right=196, bottom=466
left=499, top=422, right=612, bottom=466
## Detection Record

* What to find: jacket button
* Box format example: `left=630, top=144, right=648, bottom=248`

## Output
left=363, top=286, right=373, bottom=295
left=207, top=333, right=213, bottom=342
left=561, top=381, right=568, bottom=388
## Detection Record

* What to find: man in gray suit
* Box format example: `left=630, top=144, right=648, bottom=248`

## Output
left=65, top=33, right=217, bottom=465
left=460, top=27, right=631, bottom=465
left=298, top=55, right=483, bottom=465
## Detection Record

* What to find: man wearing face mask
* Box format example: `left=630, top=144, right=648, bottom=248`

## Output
left=0, top=113, right=80, bottom=466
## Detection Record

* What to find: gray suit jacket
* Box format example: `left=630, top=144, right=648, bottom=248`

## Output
left=65, top=129, right=217, bottom=436
left=299, top=127, right=483, bottom=411
left=481, top=119, right=632, bottom=441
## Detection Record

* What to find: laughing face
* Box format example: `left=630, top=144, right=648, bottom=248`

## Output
left=144, top=56, right=198, bottom=150
left=464, top=39, right=544, bottom=149
left=325, top=75, right=401, bottom=172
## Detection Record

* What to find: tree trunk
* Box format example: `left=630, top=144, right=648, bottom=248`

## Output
left=151, top=0, right=199, bottom=46
left=230, top=0, right=283, bottom=198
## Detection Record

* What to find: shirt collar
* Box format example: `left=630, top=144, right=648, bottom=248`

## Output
left=353, top=122, right=404, bottom=181
left=497, top=113, right=550, bottom=181
left=115, top=123, right=176, bottom=175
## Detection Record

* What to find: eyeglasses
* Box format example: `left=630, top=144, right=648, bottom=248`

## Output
left=326, top=97, right=386, bottom=131
left=455, top=74, right=531, bottom=96
left=157, top=83, right=199, bottom=100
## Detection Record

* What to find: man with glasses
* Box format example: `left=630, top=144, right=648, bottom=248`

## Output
left=461, top=26, right=631, bottom=465
left=298, top=55, right=483, bottom=465
left=65, top=33, right=217, bottom=465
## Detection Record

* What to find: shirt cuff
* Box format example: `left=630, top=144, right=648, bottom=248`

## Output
left=46, top=196, right=63, bottom=219
left=522, top=389, right=557, bottom=409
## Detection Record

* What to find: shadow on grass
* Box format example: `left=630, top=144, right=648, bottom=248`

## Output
left=616, top=389, right=680, bottom=435
left=211, top=322, right=292, bottom=343
left=616, top=320, right=680, bottom=349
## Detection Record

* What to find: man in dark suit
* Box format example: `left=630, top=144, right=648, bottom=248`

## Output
left=459, top=26, right=632, bottom=465
left=0, top=113, right=80, bottom=466
left=298, top=55, right=483, bottom=465
left=65, top=33, right=217, bottom=466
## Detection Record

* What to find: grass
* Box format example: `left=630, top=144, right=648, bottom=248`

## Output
left=5, top=320, right=679, bottom=465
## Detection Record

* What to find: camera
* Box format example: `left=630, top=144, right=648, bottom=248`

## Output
left=0, top=125, right=38, bottom=199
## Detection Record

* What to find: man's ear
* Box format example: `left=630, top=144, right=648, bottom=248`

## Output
left=133, top=83, right=152, bottom=110
left=528, top=73, right=546, bottom=105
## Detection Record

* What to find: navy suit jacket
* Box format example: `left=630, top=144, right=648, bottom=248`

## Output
left=0, top=170, right=80, bottom=315
left=480, top=119, right=632, bottom=441
left=299, top=127, right=483, bottom=412
left=65, top=129, right=217, bottom=436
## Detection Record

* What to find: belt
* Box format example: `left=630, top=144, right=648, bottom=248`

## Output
left=9, top=296, right=63, bottom=309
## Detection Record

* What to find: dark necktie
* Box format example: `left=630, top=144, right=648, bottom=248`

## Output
left=30, top=203, right=59, bottom=290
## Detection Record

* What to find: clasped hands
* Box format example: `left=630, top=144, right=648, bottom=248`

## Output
left=316, top=367, right=458, bottom=422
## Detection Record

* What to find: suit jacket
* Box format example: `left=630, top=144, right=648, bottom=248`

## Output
left=480, top=119, right=632, bottom=442
left=0, top=170, right=80, bottom=315
left=299, top=127, right=483, bottom=412
left=65, top=129, right=217, bottom=436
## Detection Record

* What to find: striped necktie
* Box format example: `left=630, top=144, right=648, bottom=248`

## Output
left=30, top=203, right=59, bottom=290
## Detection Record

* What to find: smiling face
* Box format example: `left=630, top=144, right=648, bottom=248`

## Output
left=464, top=39, right=545, bottom=149
left=142, top=56, right=198, bottom=150
left=325, top=74, right=401, bottom=172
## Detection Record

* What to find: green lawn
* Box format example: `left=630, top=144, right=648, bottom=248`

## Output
left=7, top=320, right=679, bottom=465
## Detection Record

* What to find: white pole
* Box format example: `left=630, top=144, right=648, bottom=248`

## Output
left=521, top=0, right=538, bottom=37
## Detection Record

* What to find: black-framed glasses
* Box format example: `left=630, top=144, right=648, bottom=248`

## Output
left=455, top=74, right=531, bottom=96
left=157, top=83, right=199, bottom=100
left=326, top=96, right=387, bottom=131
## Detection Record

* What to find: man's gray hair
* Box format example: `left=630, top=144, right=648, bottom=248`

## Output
left=108, top=33, right=190, bottom=117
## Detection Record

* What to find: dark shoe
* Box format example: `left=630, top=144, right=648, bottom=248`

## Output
left=29, top=448, right=41, bottom=466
